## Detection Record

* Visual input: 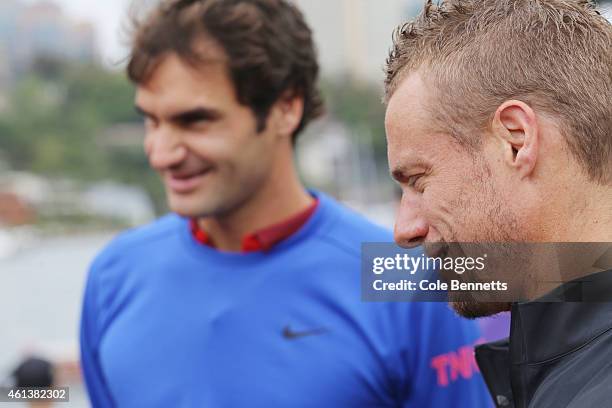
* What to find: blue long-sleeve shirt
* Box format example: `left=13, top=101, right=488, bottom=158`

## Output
left=80, top=191, right=490, bottom=407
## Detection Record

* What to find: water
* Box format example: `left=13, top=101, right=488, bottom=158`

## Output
left=0, top=231, right=116, bottom=407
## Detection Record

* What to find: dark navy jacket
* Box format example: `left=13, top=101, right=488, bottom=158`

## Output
left=476, top=268, right=612, bottom=408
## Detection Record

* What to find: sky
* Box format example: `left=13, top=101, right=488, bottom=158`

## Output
left=23, top=0, right=135, bottom=69
left=21, top=0, right=612, bottom=71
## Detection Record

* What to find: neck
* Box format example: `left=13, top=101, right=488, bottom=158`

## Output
left=562, top=182, right=612, bottom=242
left=524, top=182, right=612, bottom=300
left=198, top=152, right=313, bottom=252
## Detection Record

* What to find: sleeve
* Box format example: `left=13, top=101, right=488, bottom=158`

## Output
left=80, top=258, right=115, bottom=408
left=398, top=302, right=493, bottom=408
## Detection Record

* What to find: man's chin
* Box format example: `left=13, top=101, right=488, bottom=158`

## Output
left=167, top=193, right=213, bottom=218
left=449, top=300, right=511, bottom=319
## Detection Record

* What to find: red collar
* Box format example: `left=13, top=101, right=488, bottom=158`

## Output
left=190, top=199, right=319, bottom=253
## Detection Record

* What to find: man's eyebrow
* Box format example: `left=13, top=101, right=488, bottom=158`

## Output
left=133, top=106, right=223, bottom=123
left=169, top=107, right=222, bottom=123
left=390, top=160, right=429, bottom=182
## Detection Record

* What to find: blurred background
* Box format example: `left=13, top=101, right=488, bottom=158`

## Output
left=0, top=0, right=610, bottom=406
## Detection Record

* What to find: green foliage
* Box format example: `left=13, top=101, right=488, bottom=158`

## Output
left=320, top=77, right=388, bottom=162
left=0, top=58, right=166, bottom=212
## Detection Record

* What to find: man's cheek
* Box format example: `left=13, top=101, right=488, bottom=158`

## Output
left=425, top=195, right=464, bottom=242
left=143, top=136, right=158, bottom=167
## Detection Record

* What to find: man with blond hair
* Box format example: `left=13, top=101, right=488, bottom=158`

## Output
left=385, top=0, right=611, bottom=407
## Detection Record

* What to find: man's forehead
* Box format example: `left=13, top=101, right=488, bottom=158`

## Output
left=138, top=53, right=222, bottom=89
left=385, top=71, right=435, bottom=135
left=134, top=53, right=230, bottom=111
left=136, top=34, right=227, bottom=87
left=385, top=71, right=450, bottom=175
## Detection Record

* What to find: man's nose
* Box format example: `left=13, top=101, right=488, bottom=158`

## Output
left=144, top=127, right=187, bottom=170
left=394, top=194, right=429, bottom=248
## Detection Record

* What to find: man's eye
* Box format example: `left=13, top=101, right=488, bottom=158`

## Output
left=179, top=118, right=209, bottom=129
left=407, top=175, right=420, bottom=187
left=191, top=118, right=209, bottom=126
left=408, top=174, right=425, bottom=191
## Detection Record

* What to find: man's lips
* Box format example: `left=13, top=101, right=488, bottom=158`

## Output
left=165, top=168, right=212, bottom=194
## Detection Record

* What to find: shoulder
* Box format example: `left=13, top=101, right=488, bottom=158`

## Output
left=83, top=214, right=187, bottom=322
left=313, top=192, right=393, bottom=258
left=542, top=331, right=612, bottom=408
left=567, top=367, right=612, bottom=408
left=89, top=213, right=184, bottom=275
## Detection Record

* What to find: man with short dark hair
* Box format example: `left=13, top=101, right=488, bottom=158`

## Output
left=385, top=0, right=611, bottom=406
left=80, top=0, right=489, bottom=407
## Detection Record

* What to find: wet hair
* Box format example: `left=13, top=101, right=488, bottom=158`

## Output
left=385, top=0, right=611, bottom=184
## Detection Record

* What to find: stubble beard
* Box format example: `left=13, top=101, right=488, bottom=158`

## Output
left=447, top=158, right=520, bottom=319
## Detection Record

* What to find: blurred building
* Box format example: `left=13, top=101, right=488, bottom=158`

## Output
left=292, top=0, right=422, bottom=83
left=0, top=171, right=154, bottom=227
left=297, top=119, right=395, bottom=214
left=293, top=0, right=612, bottom=82
left=81, top=182, right=155, bottom=226
left=0, top=192, right=35, bottom=226
left=0, top=0, right=98, bottom=83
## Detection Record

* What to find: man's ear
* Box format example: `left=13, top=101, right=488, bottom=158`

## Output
left=492, top=100, right=539, bottom=179
left=270, top=90, right=304, bottom=139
